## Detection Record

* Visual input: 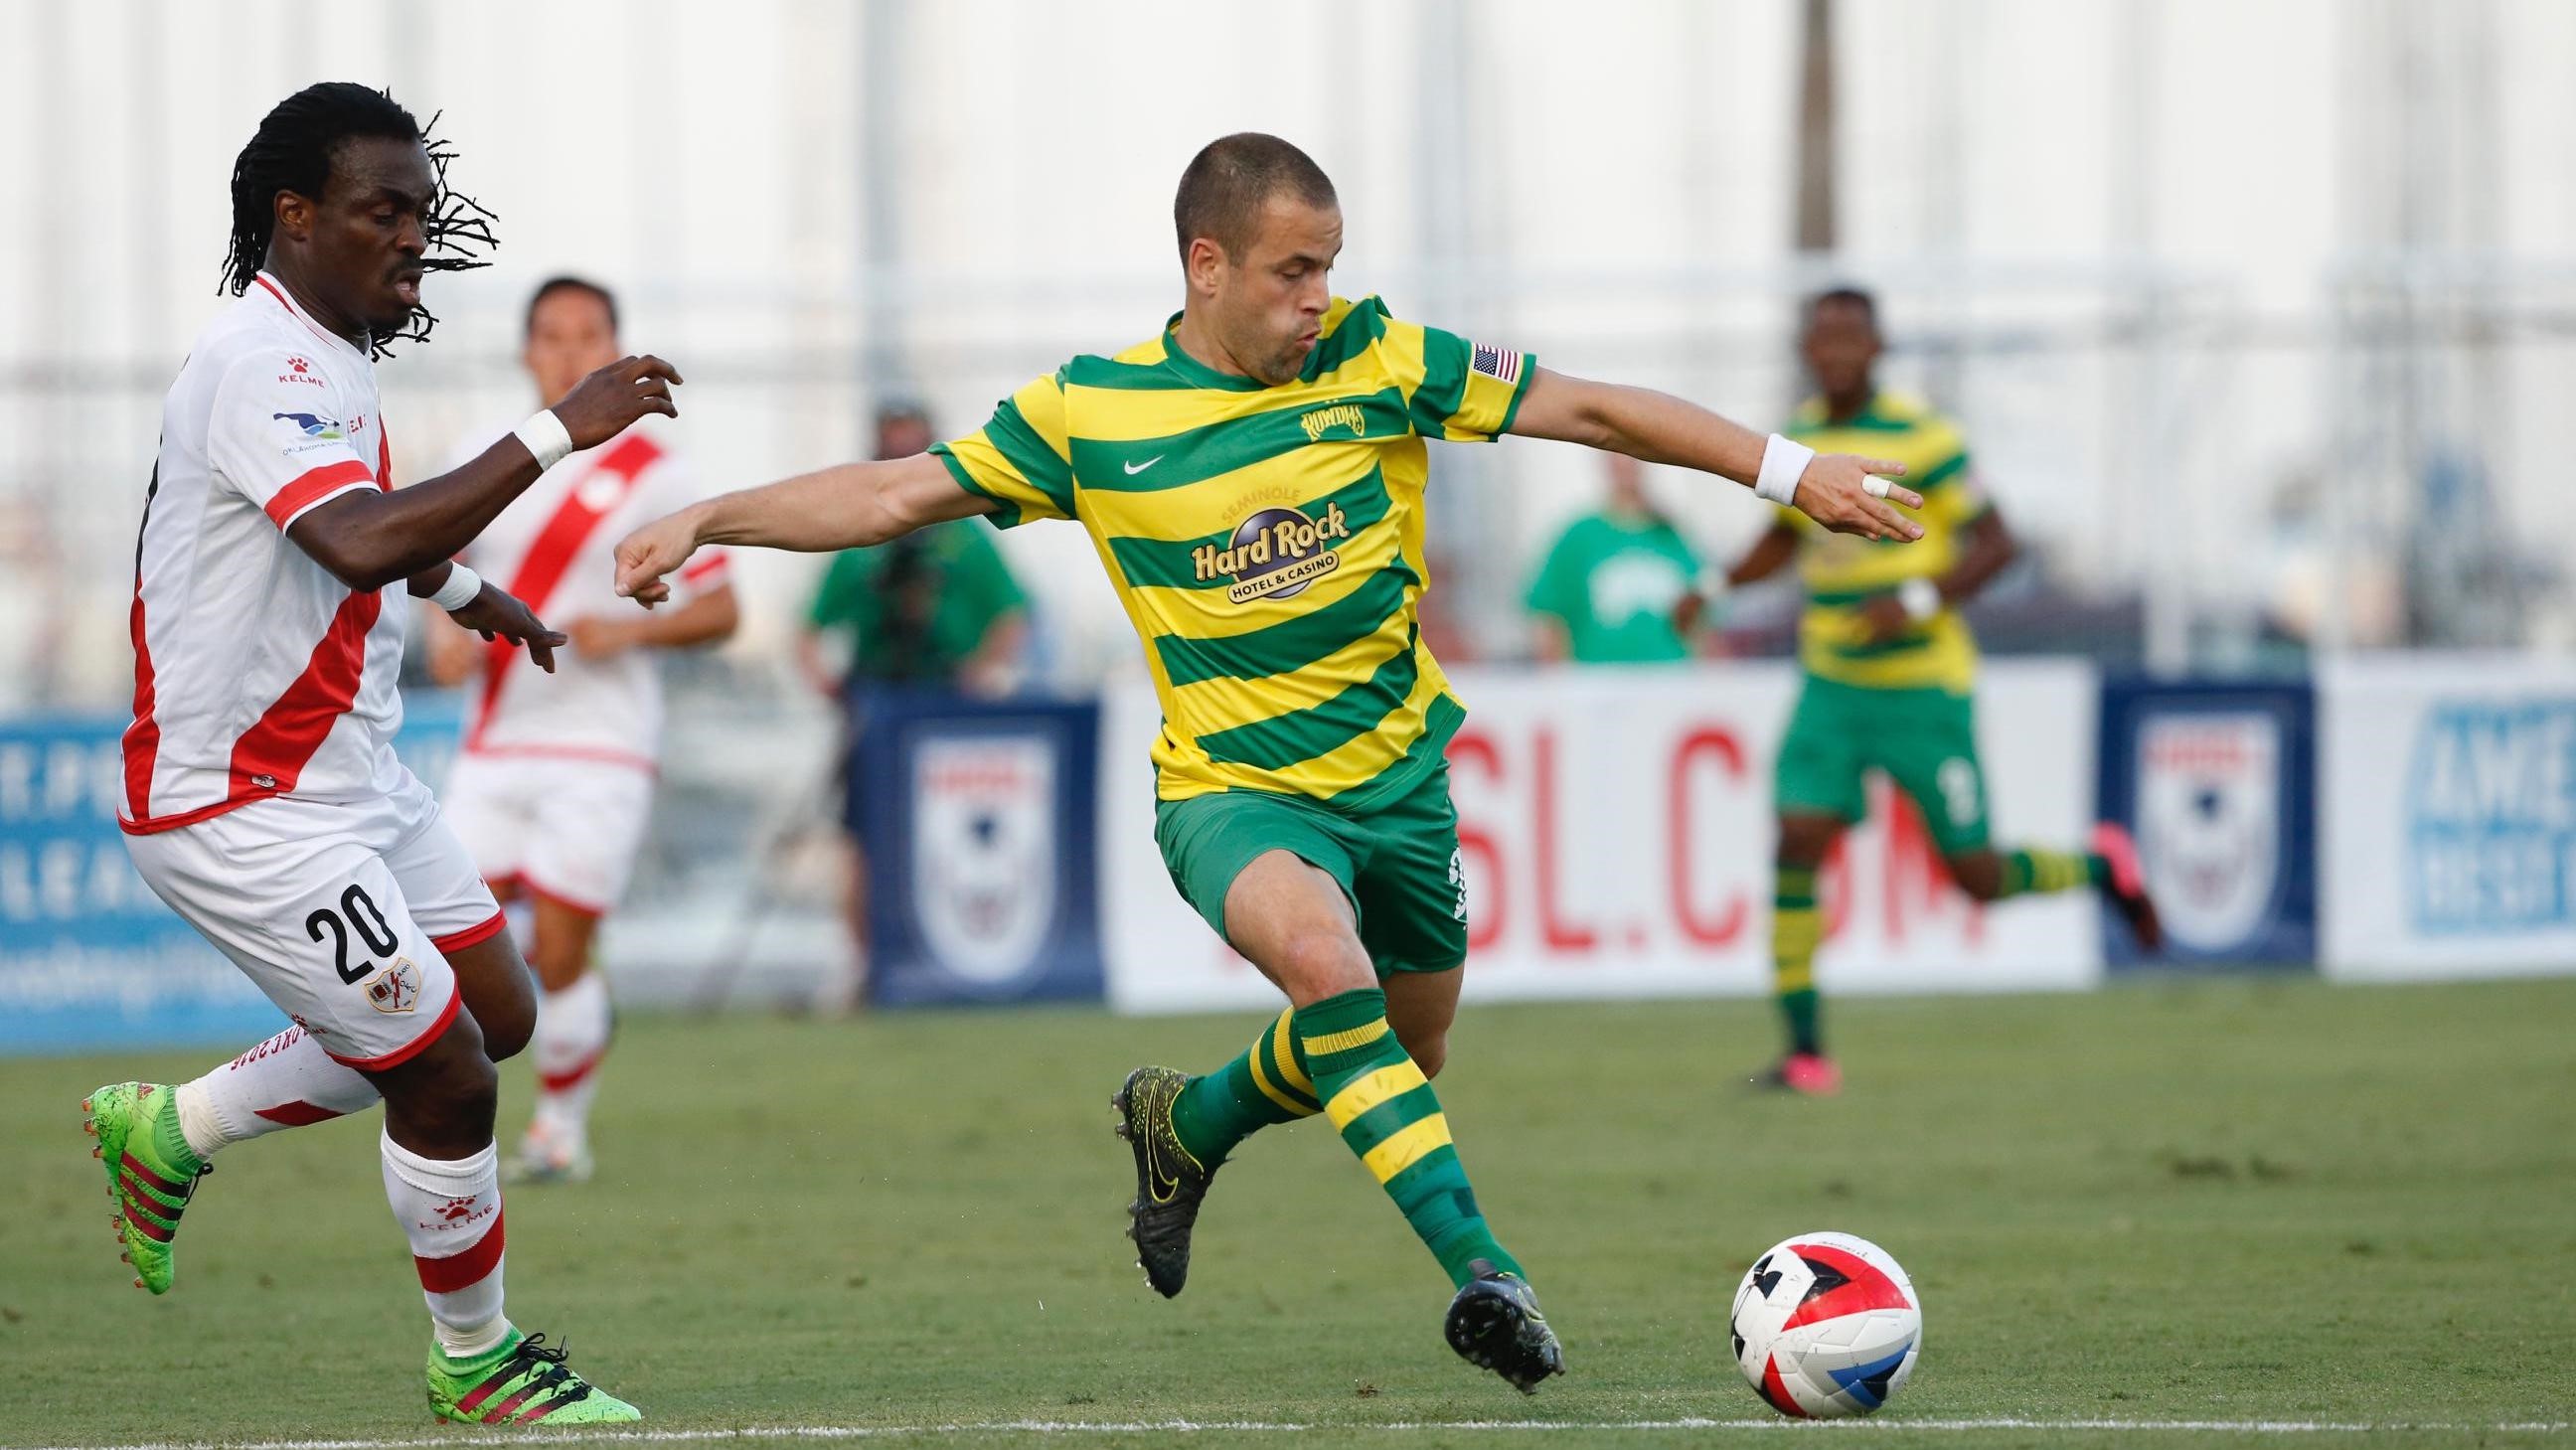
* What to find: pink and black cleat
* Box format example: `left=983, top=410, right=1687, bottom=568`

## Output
left=1759, top=1051, right=1843, bottom=1097
left=2091, top=821, right=2164, bottom=953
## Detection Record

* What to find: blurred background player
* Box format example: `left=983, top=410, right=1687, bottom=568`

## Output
left=1685, top=287, right=2163, bottom=1096
left=1524, top=453, right=1704, bottom=665
left=794, top=402, right=1027, bottom=1004
left=92, top=81, right=675, bottom=1422
left=424, top=275, right=737, bottom=1182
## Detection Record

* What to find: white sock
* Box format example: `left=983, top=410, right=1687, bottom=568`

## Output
left=381, top=1131, right=512, bottom=1359
left=531, top=971, right=611, bottom=1139
left=173, top=1026, right=380, bottom=1159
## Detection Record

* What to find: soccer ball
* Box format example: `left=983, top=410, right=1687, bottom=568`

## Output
left=1728, top=1231, right=1922, bottom=1418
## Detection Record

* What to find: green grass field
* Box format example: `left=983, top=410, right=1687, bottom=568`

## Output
left=2, top=976, right=2572, bottom=1450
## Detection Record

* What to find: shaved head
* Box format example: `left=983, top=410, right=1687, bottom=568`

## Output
left=1174, top=132, right=1338, bottom=262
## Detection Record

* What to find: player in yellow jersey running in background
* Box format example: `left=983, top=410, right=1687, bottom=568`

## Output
left=1683, top=287, right=2164, bottom=1097
left=612, top=134, right=1921, bottom=1393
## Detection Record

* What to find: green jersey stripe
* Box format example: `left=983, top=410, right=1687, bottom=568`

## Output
left=1912, top=452, right=1969, bottom=491
left=929, top=445, right=1023, bottom=528
left=1061, top=353, right=1204, bottom=393
left=1153, top=565, right=1414, bottom=687
left=1195, top=629, right=1421, bottom=771
left=1069, top=386, right=1410, bottom=493
left=1406, top=334, right=1467, bottom=432
left=1326, top=691, right=1466, bottom=809
left=1304, top=297, right=1391, bottom=375
left=1103, top=467, right=1396, bottom=590
left=984, top=399, right=1074, bottom=511
left=1822, top=631, right=1936, bottom=659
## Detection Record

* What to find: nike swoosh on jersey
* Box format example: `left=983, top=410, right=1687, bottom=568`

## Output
left=1123, top=456, right=1165, bottom=476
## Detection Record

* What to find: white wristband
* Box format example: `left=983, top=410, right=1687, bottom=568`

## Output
left=1755, top=433, right=1814, bottom=507
left=1897, top=577, right=1942, bottom=621
left=430, top=564, right=483, bottom=612
left=512, top=409, right=574, bottom=472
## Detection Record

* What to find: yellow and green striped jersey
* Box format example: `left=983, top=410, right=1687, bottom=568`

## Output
left=933, top=296, right=1535, bottom=804
left=1780, top=391, right=1989, bottom=693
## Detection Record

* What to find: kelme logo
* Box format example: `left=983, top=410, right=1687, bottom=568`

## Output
left=1193, top=503, right=1353, bottom=603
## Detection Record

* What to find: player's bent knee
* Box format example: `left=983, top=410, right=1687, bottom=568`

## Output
left=1271, top=927, right=1374, bottom=1002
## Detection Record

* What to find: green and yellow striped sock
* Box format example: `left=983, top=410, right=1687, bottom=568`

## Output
left=1774, top=865, right=1824, bottom=1056
left=1300, top=987, right=1524, bottom=1288
left=1997, top=848, right=2110, bottom=898
left=1170, top=1007, right=1320, bottom=1165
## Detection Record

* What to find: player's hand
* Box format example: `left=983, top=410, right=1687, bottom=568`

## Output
left=446, top=583, right=566, bottom=674
left=1855, top=594, right=1913, bottom=644
left=614, top=507, right=704, bottom=609
left=565, top=615, right=640, bottom=660
left=1795, top=454, right=1922, bottom=542
left=551, top=355, right=684, bottom=451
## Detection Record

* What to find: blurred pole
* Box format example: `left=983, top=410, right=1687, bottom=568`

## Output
left=1793, top=0, right=1836, bottom=255
left=2116, top=0, right=2190, bottom=677
left=858, top=0, right=912, bottom=395
left=1413, top=0, right=1509, bottom=659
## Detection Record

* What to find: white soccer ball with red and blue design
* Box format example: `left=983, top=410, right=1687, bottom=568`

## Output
left=1728, top=1231, right=1921, bottom=1418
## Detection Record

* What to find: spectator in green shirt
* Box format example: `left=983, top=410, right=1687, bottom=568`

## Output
left=1525, top=453, right=1704, bottom=663
left=796, top=403, right=1031, bottom=1007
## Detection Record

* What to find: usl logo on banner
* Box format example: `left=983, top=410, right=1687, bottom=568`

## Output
left=2137, top=713, right=2281, bottom=952
left=911, top=735, right=1056, bottom=985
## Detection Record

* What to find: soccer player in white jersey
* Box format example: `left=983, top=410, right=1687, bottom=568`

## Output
left=424, top=275, right=738, bottom=1184
left=86, top=82, right=679, bottom=1423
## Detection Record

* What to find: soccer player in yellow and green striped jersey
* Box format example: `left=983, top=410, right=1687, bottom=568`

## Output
left=1696, top=287, right=2164, bottom=1096
left=613, top=135, right=1925, bottom=1391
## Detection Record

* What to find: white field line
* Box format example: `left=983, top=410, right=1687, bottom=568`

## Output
left=14, top=1418, right=2571, bottom=1449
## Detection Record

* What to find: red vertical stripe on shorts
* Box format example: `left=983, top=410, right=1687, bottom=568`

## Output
left=414, top=1207, right=506, bottom=1293
left=121, top=581, right=160, bottom=819
left=228, top=587, right=383, bottom=800
left=466, top=432, right=662, bottom=751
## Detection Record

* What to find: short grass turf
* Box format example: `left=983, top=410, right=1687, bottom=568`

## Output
left=1, top=976, right=2571, bottom=1450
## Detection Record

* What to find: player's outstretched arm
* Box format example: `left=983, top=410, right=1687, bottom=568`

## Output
left=1507, top=367, right=1924, bottom=542
left=287, top=355, right=682, bottom=591
left=613, top=452, right=994, bottom=607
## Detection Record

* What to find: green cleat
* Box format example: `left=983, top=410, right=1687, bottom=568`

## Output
left=1112, top=1065, right=1219, bottom=1298
left=82, top=1081, right=210, bottom=1295
left=427, top=1331, right=640, bottom=1425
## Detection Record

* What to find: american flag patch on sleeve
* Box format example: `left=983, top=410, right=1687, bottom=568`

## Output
left=1470, top=342, right=1523, bottom=386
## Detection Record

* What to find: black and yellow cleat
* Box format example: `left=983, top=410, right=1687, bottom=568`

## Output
left=1445, top=1258, right=1565, bottom=1393
left=1111, top=1065, right=1218, bottom=1299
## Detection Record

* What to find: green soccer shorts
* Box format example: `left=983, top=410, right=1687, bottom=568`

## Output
left=1774, top=673, right=1992, bottom=855
left=1154, top=766, right=1469, bottom=977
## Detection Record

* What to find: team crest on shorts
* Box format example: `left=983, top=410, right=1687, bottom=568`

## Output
left=365, top=958, right=422, bottom=1015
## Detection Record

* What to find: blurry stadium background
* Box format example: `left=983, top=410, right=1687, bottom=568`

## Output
left=9, top=0, right=2575, bottom=1028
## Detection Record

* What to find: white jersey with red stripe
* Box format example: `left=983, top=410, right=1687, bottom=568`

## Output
left=452, top=421, right=728, bottom=769
left=121, top=273, right=407, bottom=833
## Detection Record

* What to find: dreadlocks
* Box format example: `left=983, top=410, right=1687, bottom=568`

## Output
left=219, top=81, right=498, bottom=357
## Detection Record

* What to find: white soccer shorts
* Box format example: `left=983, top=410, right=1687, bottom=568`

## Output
left=438, top=755, right=655, bottom=917
left=125, top=770, right=503, bottom=1069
